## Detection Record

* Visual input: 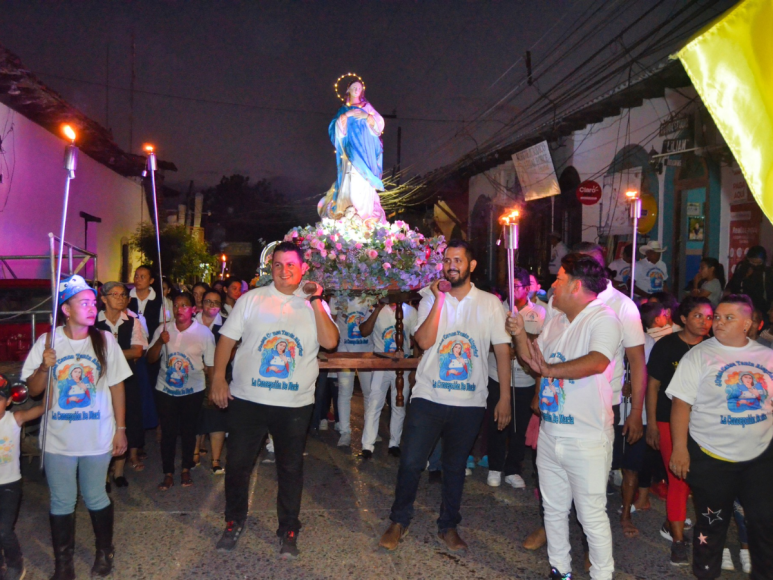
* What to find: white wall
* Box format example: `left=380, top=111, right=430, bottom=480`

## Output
left=0, top=104, right=148, bottom=281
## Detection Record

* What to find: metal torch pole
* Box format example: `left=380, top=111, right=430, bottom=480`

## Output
left=41, top=139, right=78, bottom=469
left=145, top=151, right=169, bottom=344
left=622, top=196, right=642, bottom=453
left=504, top=221, right=519, bottom=433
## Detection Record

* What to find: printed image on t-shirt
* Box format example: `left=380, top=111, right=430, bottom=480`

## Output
left=618, top=266, right=631, bottom=285
left=538, top=377, right=565, bottom=414
left=383, top=327, right=396, bottom=353
left=724, top=370, right=769, bottom=412
left=439, top=340, right=472, bottom=381
left=259, top=335, right=298, bottom=379
left=344, top=311, right=370, bottom=346
left=0, top=438, right=13, bottom=464
left=647, top=267, right=664, bottom=291
left=56, top=362, right=97, bottom=410
left=165, top=354, right=191, bottom=388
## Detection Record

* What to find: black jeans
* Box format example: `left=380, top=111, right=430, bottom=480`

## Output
left=156, top=390, right=205, bottom=474
left=0, top=479, right=22, bottom=567
left=312, top=372, right=339, bottom=430
left=225, top=397, right=313, bottom=536
left=124, top=374, right=145, bottom=449
left=487, top=380, right=535, bottom=476
left=687, top=435, right=773, bottom=580
left=390, top=398, right=484, bottom=532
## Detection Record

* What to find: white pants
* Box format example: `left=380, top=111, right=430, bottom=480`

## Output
left=361, top=371, right=410, bottom=451
left=337, top=371, right=372, bottom=434
left=537, top=429, right=614, bottom=580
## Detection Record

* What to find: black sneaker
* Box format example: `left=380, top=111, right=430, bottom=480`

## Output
left=671, top=540, right=689, bottom=566
left=428, top=470, right=442, bottom=484
left=360, top=449, right=373, bottom=460
left=388, top=446, right=401, bottom=457
left=549, top=567, right=572, bottom=579
left=216, top=520, right=245, bottom=552
left=279, top=530, right=299, bottom=560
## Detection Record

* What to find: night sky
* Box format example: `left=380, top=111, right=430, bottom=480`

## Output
left=0, top=1, right=736, bottom=199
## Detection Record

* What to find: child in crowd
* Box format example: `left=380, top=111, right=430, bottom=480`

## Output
left=0, top=375, right=43, bottom=580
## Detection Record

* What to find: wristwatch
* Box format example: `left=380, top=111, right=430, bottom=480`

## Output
left=309, top=295, right=323, bottom=304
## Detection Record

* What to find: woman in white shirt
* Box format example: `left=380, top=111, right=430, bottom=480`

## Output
left=668, top=294, right=773, bottom=578
left=22, top=275, right=131, bottom=579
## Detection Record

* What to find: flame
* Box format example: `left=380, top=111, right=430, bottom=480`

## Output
left=221, top=254, right=227, bottom=262
left=625, top=190, right=639, bottom=199
left=143, top=144, right=155, bottom=153
left=499, top=208, right=520, bottom=225
left=62, top=125, right=76, bottom=142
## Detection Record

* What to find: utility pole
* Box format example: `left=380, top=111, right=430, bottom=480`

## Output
left=129, top=29, right=135, bottom=153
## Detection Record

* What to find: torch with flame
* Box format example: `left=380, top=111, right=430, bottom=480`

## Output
left=625, top=190, right=642, bottom=300
left=499, top=208, right=520, bottom=315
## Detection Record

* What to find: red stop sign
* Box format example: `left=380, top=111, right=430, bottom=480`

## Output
left=577, top=180, right=602, bottom=205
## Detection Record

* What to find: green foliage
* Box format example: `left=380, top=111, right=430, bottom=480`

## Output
left=130, top=223, right=218, bottom=283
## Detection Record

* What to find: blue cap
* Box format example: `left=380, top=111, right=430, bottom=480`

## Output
left=58, top=275, right=97, bottom=305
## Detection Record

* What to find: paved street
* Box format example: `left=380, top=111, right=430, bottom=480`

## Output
left=14, top=386, right=748, bottom=580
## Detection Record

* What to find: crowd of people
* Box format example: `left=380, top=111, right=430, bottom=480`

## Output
left=0, top=238, right=770, bottom=580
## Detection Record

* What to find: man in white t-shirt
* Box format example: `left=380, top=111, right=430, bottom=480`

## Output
left=210, top=242, right=339, bottom=559
left=486, top=266, right=545, bottom=490
left=508, top=254, right=623, bottom=580
left=329, top=296, right=374, bottom=447
left=358, top=301, right=418, bottom=458
left=667, top=295, right=773, bottom=578
left=608, top=244, right=633, bottom=294
left=379, top=240, right=512, bottom=553
left=634, top=241, right=669, bottom=297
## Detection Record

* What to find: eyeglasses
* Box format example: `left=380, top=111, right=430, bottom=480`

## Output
left=203, top=300, right=222, bottom=307
left=106, top=292, right=129, bottom=299
left=512, top=285, right=527, bottom=290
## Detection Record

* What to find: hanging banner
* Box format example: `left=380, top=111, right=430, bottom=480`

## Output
left=511, top=141, right=560, bottom=201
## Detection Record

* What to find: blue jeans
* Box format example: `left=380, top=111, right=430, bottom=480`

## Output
left=390, top=398, right=484, bottom=532
left=45, top=452, right=112, bottom=515
left=428, top=440, right=442, bottom=471
left=312, top=372, right=339, bottom=430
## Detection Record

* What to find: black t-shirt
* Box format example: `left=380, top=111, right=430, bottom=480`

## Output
left=647, top=332, right=698, bottom=423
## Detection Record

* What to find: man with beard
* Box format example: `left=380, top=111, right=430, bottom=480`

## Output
left=379, top=239, right=512, bottom=552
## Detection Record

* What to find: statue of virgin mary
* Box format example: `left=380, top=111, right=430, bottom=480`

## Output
left=318, top=77, right=387, bottom=223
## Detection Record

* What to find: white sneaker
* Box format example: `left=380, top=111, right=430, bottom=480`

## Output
left=740, top=548, right=751, bottom=574
left=504, top=474, right=526, bottom=489
left=337, top=432, right=351, bottom=447
left=465, top=468, right=473, bottom=476
left=487, top=470, right=502, bottom=487
left=319, top=419, right=328, bottom=431
left=721, top=548, right=735, bottom=571
left=375, top=434, right=383, bottom=443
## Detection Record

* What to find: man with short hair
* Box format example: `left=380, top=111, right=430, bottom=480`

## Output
left=379, top=239, right=512, bottom=552
left=508, top=254, right=623, bottom=580
left=211, top=241, right=339, bottom=559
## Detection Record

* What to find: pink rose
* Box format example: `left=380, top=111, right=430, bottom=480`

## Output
left=317, top=229, right=324, bottom=237
left=291, top=231, right=298, bottom=239
left=338, top=254, right=346, bottom=262
left=335, top=243, right=342, bottom=250
left=355, top=242, right=362, bottom=249
left=367, top=249, right=378, bottom=260
left=436, top=263, right=443, bottom=271
left=329, top=251, right=337, bottom=260
left=383, top=263, right=391, bottom=270
left=304, top=250, right=312, bottom=260
left=320, top=249, right=328, bottom=258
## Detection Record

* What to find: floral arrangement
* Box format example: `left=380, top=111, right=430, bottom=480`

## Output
left=252, top=213, right=446, bottom=296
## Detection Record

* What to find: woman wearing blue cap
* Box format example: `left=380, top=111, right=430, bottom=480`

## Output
left=21, top=275, right=132, bottom=580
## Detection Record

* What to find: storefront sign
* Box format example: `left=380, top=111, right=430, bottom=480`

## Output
left=729, top=162, right=751, bottom=204
left=576, top=180, right=602, bottom=205
left=728, top=202, right=763, bottom=275
left=661, top=137, right=694, bottom=155
left=659, top=115, right=691, bottom=136
left=511, top=141, right=560, bottom=201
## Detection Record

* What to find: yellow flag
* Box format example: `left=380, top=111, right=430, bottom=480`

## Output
left=677, top=0, right=773, bottom=221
